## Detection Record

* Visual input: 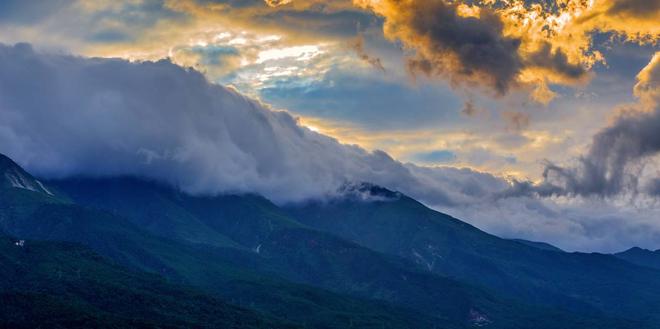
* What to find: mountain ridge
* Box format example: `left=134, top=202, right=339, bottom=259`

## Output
left=1, top=152, right=657, bottom=328
left=614, top=247, right=660, bottom=271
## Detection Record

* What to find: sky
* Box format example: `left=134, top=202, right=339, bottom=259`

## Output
left=0, top=0, right=658, bottom=252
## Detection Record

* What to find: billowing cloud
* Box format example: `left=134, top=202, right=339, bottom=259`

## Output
left=2, top=43, right=660, bottom=252
left=356, top=0, right=525, bottom=94
left=0, top=42, right=498, bottom=205
left=536, top=52, right=660, bottom=197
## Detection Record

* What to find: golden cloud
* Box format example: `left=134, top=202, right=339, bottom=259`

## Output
left=634, top=52, right=660, bottom=109
left=10, top=0, right=652, bottom=105
left=264, top=0, right=294, bottom=7
left=355, top=0, right=659, bottom=103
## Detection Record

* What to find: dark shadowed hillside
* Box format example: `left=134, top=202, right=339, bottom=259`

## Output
left=0, top=236, right=295, bottom=329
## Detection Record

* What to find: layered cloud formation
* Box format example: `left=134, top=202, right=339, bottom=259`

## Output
left=1, top=43, right=660, bottom=252
left=0, top=43, right=503, bottom=205
left=4, top=0, right=655, bottom=105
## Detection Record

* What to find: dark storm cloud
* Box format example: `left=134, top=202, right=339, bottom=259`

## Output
left=395, top=0, right=523, bottom=94
left=525, top=42, right=587, bottom=80
left=358, top=0, right=593, bottom=96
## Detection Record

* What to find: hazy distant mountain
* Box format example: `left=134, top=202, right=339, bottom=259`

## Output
left=0, top=153, right=656, bottom=328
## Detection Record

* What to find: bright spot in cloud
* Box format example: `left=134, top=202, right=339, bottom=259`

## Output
left=215, top=32, right=231, bottom=41
left=256, top=45, right=323, bottom=64
left=258, top=35, right=283, bottom=42
left=228, top=37, right=248, bottom=45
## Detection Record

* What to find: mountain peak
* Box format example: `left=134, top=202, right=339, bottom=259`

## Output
left=614, top=246, right=660, bottom=271
left=0, top=153, right=54, bottom=196
left=0, top=152, right=17, bottom=169
left=338, top=182, right=401, bottom=202
left=619, top=246, right=653, bottom=254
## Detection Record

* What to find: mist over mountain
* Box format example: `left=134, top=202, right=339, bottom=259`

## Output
left=0, top=43, right=508, bottom=205
left=3, top=152, right=660, bottom=328
left=1, top=1, right=659, bottom=327
left=2, top=43, right=660, bottom=252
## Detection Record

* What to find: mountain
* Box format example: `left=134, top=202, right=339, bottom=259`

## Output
left=0, top=153, right=655, bottom=328
left=0, top=155, right=66, bottom=234
left=50, top=176, right=619, bottom=328
left=0, top=155, right=56, bottom=197
left=510, top=239, right=564, bottom=252
left=1, top=155, right=446, bottom=328
left=285, top=183, right=660, bottom=326
left=0, top=235, right=294, bottom=329
left=615, top=247, right=660, bottom=271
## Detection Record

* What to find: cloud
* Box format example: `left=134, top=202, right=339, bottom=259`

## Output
left=413, top=150, right=456, bottom=164
left=348, top=34, right=385, bottom=72
left=258, top=66, right=462, bottom=130
left=355, top=0, right=658, bottom=102
left=2, top=42, right=660, bottom=252
left=634, top=51, right=660, bottom=107
left=357, top=0, right=524, bottom=95
left=461, top=100, right=480, bottom=117
left=0, top=0, right=73, bottom=25
left=264, top=0, right=294, bottom=7
left=0, top=0, right=653, bottom=109
left=606, top=0, right=660, bottom=19
left=536, top=52, right=660, bottom=197
left=0, top=42, right=495, bottom=206
left=445, top=195, right=660, bottom=253
left=501, top=111, right=530, bottom=132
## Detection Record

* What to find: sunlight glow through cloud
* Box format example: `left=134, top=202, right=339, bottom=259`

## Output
left=256, top=45, right=324, bottom=64
left=0, top=0, right=658, bottom=251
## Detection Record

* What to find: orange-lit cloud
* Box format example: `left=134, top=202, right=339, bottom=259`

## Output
left=265, top=0, right=294, bottom=7
left=355, top=0, right=659, bottom=103
left=634, top=52, right=660, bottom=109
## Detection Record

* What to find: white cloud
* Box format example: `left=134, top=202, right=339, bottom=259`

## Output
left=0, top=43, right=497, bottom=205
left=1, top=43, right=659, bottom=252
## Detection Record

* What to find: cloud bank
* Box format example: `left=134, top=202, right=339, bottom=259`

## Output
left=0, top=43, right=500, bottom=205
left=2, top=43, right=660, bottom=252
